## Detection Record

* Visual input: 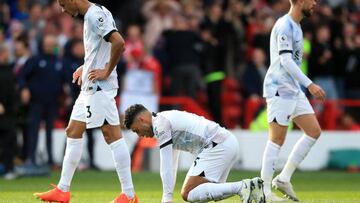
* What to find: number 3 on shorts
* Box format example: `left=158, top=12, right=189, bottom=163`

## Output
left=86, top=105, right=92, bottom=118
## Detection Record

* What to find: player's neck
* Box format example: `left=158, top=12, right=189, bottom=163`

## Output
left=78, top=0, right=91, bottom=15
left=288, top=6, right=303, bottom=24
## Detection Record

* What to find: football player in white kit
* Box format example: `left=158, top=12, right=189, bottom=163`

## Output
left=124, top=104, right=266, bottom=203
left=34, top=1, right=138, bottom=203
left=261, top=0, right=326, bottom=202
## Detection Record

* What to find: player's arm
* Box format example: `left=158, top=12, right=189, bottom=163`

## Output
left=279, top=53, right=312, bottom=87
left=276, top=26, right=312, bottom=88
left=156, top=118, right=176, bottom=203
left=172, top=149, right=180, bottom=191
left=280, top=53, right=326, bottom=100
left=103, top=31, right=125, bottom=77
left=72, top=65, right=83, bottom=85
left=87, top=10, right=125, bottom=81
left=277, top=25, right=326, bottom=100
left=160, top=142, right=175, bottom=203
left=88, top=31, right=125, bottom=81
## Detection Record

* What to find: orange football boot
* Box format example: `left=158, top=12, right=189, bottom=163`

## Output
left=111, top=193, right=138, bottom=203
left=33, top=184, right=70, bottom=203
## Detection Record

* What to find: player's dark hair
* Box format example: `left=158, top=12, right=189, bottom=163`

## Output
left=124, top=104, right=148, bottom=129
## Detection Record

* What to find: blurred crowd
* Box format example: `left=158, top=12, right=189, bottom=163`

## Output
left=0, top=0, right=359, bottom=178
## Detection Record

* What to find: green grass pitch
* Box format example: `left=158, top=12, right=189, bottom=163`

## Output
left=1, top=170, right=360, bottom=202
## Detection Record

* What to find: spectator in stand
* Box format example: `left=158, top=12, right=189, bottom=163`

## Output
left=26, top=3, right=45, bottom=57
left=199, top=3, right=234, bottom=125
left=120, top=45, right=162, bottom=115
left=63, top=20, right=83, bottom=59
left=345, top=34, right=360, bottom=99
left=5, top=20, right=25, bottom=62
left=252, top=13, right=275, bottom=66
left=224, top=0, right=247, bottom=73
left=308, top=24, right=338, bottom=99
left=0, top=43, right=17, bottom=180
left=142, top=0, right=180, bottom=50
left=18, top=34, right=66, bottom=169
left=13, top=33, right=31, bottom=163
left=8, top=0, right=29, bottom=22
left=0, top=2, right=10, bottom=31
left=341, top=112, right=360, bottom=131
left=123, top=24, right=145, bottom=70
left=241, top=48, right=267, bottom=99
left=161, top=14, right=202, bottom=99
left=181, top=0, right=203, bottom=31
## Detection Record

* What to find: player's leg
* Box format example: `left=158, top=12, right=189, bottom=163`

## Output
left=34, top=93, right=86, bottom=202
left=274, top=116, right=319, bottom=201
left=261, top=97, right=295, bottom=201
left=58, top=120, right=86, bottom=191
left=273, top=98, right=319, bottom=201
left=98, top=89, right=136, bottom=202
left=33, top=120, right=86, bottom=203
left=277, top=114, right=320, bottom=183
left=185, top=134, right=264, bottom=202
left=261, top=122, right=287, bottom=197
left=102, top=125, right=135, bottom=194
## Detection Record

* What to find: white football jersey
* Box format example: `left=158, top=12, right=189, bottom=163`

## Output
left=152, top=110, right=229, bottom=155
left=82, top=3, right=119, bottom=92
left=263, top=14, right=306, bottom=98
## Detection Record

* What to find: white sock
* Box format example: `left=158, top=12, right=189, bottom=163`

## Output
left=110, top=138, right=135, bottom=198
left=279, top=135, right=316, bottom=182
left=187, top=181, right=242, bottom=202
left=261, top=141, right=281, bottom=196
left=58, top=137, right=84, bottom=192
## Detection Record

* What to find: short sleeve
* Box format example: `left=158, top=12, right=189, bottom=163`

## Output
left=89, top=10, right=117, bottom=41
left=153, top=116, right=172, bottom=148
left=277, top=23, right=293, bottom=54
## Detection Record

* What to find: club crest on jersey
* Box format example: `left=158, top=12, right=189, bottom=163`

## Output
left=280, top=35, right=287, bottom=42
left=98, top=17, right=104, bottom=22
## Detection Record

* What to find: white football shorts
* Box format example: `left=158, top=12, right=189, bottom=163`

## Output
left=186, top=133, right=239, bottom=183
left=266, top=96, right=314, bottom=126
left=70, top=89, right=120, bottom=129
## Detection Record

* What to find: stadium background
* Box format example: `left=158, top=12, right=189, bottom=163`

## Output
left=0, top=0, right=359, bottom=202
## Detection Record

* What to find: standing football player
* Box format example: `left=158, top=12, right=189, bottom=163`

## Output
left=124, top=104, right=266, bottom=203
left=261, top=0, right=326, bottom=201
left=34, top=0, right=138, bottom=202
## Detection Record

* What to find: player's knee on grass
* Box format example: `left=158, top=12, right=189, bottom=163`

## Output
left=181, top=183, right=205, bottom=201
left=181, top=187, right=191, bottom=201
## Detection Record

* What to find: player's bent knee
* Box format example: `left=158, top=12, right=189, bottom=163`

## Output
left=181, top=185, right=193, bottom=202
left=308, top=127, right=321, bottom=139
left=65, top=126, right=79, bottom=138
left=103, top=136, right=112, bottom=144
left=270, top=136, right=285, bottom=146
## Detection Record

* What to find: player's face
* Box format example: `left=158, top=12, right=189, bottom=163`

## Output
left=302, top=0, right=317, bottom=17
left=130, top=117, right=154, bottom=138
left=58, top=0, right=79, bottom=17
